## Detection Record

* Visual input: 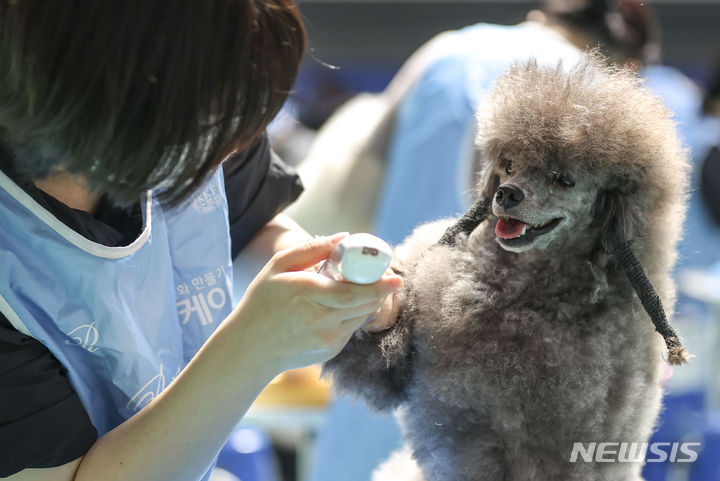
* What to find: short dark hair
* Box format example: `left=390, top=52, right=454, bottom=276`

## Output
left=541, top=0, right=660, bottom=65
left=0, top=0, right=306, bottom=206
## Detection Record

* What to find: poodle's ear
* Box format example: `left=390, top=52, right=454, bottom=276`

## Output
left=591, top=185, right=641, bottom=252
left=476, top=156, right=500, bottom=204
left=593, top=189, right=625, bottom=250
left=592, top=186, right=690, bottom=366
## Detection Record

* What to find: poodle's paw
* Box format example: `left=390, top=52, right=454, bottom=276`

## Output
left=371, top=447, right=426, bottom=481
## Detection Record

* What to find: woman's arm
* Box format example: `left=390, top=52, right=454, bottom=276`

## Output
left=242, top=213, right=313, bottom=262
left=8, top=234, right=402, bottom=481
left=231, top=213, right=317, bottom=289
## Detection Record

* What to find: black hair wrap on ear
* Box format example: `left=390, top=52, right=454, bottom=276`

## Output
left=609, top=238, right=690, bottom=365
left=438, top=198, right=492, bottom=246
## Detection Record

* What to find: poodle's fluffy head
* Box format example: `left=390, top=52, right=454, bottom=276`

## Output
left=474, top=54, right=689, bottom=268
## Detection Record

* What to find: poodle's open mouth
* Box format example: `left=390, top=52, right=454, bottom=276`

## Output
left=495, top=216, right=563, bottom=246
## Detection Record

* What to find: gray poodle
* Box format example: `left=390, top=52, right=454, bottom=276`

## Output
left=323, top=55, right=690, bottom=481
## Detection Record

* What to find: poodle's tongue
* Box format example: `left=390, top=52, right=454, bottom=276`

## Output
left=495, top=218, right=527, bottom=239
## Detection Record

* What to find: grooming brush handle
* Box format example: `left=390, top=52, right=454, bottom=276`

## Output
left=317, top=233, right=393, bottom=285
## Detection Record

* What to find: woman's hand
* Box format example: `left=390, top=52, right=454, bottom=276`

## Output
left=231, top=233, right=403, bottom=374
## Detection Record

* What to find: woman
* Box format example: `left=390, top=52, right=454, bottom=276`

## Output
left=0, top=2, right=401, bottom=480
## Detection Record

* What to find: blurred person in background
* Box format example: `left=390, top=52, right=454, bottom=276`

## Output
left=643, top=58, right=720, bottom=271
left=288, top=0, right=659, bottom=242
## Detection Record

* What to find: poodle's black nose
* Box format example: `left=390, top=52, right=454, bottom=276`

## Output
left=495, top=184, right=525, bottom=209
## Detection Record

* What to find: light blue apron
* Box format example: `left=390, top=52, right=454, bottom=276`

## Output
left=0, top=166, right=233, bottom=480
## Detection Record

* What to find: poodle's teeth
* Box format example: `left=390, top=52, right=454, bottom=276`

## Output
left=521, top=225, right=527, bottom=236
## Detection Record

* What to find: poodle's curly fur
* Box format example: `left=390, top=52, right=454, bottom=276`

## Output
left=323, top=55, right=690, bottom=481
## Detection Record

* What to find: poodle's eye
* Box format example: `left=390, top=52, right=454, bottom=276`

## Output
left=554, top=172, right=575, bottom=188
left=505, top=162, right=513, bottom=175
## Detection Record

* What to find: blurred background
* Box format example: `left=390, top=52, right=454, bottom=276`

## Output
left=283, top=0, right=720, bottom=139
left=213, top=1, right=720, bottom=481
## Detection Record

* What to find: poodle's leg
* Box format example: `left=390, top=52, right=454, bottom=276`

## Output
left=322, top=314, right=414, bottom=412
left=371, top=448, right=427, bottom=481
